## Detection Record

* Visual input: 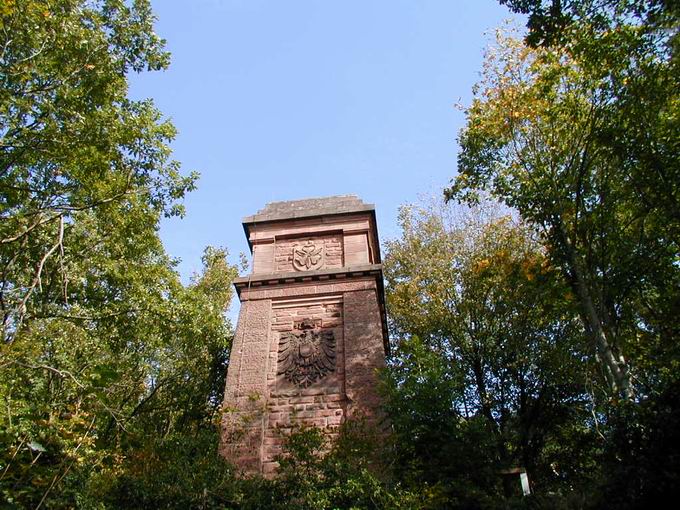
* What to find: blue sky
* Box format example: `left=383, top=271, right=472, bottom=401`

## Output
left=129, top=0, right=519, bottom=282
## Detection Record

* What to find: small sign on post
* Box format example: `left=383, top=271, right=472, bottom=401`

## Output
left=499, top=467, right=531, bottom=496
left=519, top=471, right=531, bottom=496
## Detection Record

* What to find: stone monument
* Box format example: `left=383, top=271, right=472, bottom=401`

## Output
left=220, top=195, right=389, bottom=475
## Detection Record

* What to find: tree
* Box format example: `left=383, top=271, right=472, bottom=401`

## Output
left=446, top=17, right=679, bottom=399
left=0, top=2, right=240, bottom=507
left=259, top=422, right=422, bottom=510
left=499, top=0, right=679, bottom=49
left=0, top=0, right=196, bottom=343
left=79, top=247, right=241, bottom=510
left=0, top=242, right=239, bottom=508
left=382, top=201, right=595, bottom=503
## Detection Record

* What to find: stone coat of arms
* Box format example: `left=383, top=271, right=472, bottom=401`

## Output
left=292, top=241, right=324, bottom=271
left=277, top=319, right=336, bottom=387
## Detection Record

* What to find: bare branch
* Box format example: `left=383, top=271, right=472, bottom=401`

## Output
left=5, top=215, right=64, bottom=341
left=0, top=212, right=61, bottom=245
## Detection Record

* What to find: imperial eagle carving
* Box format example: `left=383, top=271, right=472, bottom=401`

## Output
left=277, top=319, right=336, bottom=387
left=292, top=241, right=324, bottom=271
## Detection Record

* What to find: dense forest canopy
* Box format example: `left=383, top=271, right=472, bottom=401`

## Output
left=1, top=0, right=678, bottom=508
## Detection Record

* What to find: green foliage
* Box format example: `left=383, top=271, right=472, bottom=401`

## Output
left=380, top=336, right=502, bottom=508
left=86, top=430, right=238, bottom=509
left=2, top=0, right=677, bottom=507
left=596, top=377, right=680, bottom=507
left=446, top=9, right=679, bottom=398
left=383, top=201, right=600, bottom=506
left=257, top=421, right=424, bottom=510
left=500, top=0, right=679, bottom=48
left=98, top=421, right=424, bottom=510
left=0, top=0, right=197, bottom=343
left=0, top=245, right=238, bottom=508
left=0, top=2, right=239, bottom=507
left=445, top=0, right=680, bottom=504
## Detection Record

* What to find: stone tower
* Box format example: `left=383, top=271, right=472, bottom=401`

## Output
left=220, top=195, right=388, bottom=476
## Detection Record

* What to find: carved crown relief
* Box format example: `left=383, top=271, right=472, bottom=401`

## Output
left=277, top=319, right=336, bottom=387
left=292, top=241, right=324, bottom=271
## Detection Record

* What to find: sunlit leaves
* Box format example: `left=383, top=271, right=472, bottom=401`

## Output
left=383, top=200, right=591, bottom=496
left=0, top=0, right=197, bottom=342
left=0, top=2, right=231, bottom=506
left=447, top=13, right=679, bottom=398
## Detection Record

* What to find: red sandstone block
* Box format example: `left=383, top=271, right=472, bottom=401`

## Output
left=267, top=405, right=287, bottom=412
left=285, top=285, right=317, bottom=297
left=262, top=462, right=279, bottom=476
left=266, top=446, right=285, bottom=455
left=291, top=396, right=315, bottom=404
left=294, top=410, right=318, bottom=419
left=289, top=417, right=327, bottom=429
left=298, top=387, right=327, bottom=396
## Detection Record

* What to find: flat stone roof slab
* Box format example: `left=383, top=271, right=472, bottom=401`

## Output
left=242, top=195, right=374, bottom=224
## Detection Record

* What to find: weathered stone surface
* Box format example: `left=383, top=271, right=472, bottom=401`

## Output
left=275, top=234, right=343, bottom=272
left=277, top=320, right=336, bottom=387
left=220, top=196, right=388, bottom=476
left=243, top=195, right=373, bottom=224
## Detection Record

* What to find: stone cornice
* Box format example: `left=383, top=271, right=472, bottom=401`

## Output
left=233, top=263, right=390, bottom=355
left=242, top=204, right=375, bottom=225
left=241, top=206, right=382, bottom=264
left=242, top=195, right=373, bottom=224
left=234, top=263, right=381, bottom=288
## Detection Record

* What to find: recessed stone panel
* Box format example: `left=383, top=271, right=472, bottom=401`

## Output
left=275, top=234, right=343, bottom=273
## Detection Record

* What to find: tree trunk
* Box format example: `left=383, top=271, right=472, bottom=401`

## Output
left=555, top=221, right=633, bottom=400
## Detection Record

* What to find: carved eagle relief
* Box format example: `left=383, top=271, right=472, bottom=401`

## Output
left=277, top=320, right=336, bottom=387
